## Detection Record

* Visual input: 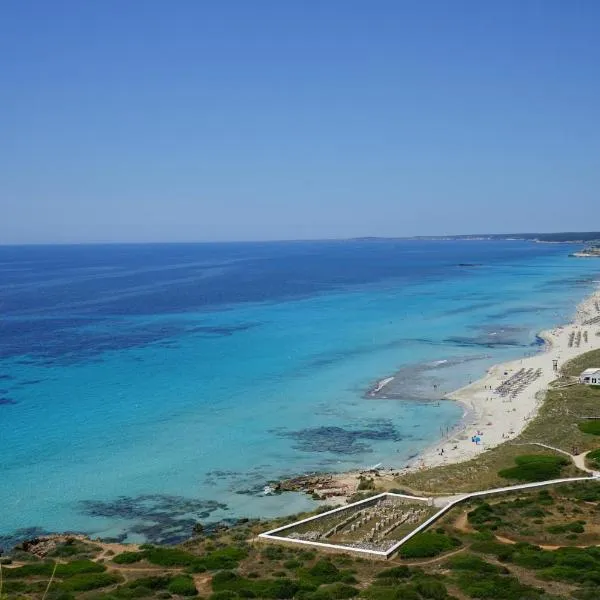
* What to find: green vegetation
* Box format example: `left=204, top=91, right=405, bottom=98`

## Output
left=356, top=476, right=375, bottom=491
left=463, top=483, right=600, bottom=547
left=560, top=349, right=600, bottom=377
left=586, top=448, right=600, bottom=469
left=498, top=454, right=570, bottom=482
left=60, top=572, right=122, bottom=592
left=578, top=421, right=600, bottom=435
left=4, top=461, right=600, bottom=600
left=167, top=576, right=198, bottom=596
left=396, top=532, right=461, bottom=559
left=112, top=545, right=247, bottom=571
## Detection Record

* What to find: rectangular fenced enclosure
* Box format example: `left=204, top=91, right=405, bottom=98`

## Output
left=259, top=493, right=436, bottom=557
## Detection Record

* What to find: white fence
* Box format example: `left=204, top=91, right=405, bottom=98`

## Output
left=258, top=476, right=600, bottom=559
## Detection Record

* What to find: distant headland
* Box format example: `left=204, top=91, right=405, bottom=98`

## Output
left=351, top=231, right=600, bottom=244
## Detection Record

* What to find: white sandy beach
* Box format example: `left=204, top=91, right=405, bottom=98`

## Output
left=407, top=287, right=600, bottom=472
left=299, top=287, right=600, bottom=502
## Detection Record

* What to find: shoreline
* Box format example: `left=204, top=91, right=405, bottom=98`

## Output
left=307, top=285, right=600, bottom=502
left=409, top=286, right=600, bottom=473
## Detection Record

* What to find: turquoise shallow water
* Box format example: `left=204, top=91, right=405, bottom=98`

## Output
left=1, top=240, right=599, bottom=544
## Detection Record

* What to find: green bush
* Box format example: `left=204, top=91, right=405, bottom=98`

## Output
left=523, top=507, right=546, bottom=518
left=357, top=476, right=375, bottom=491
left=375, top=566, right=411, bottom=580
left=413, top=578, right=447, bottom=600
left=587, top=448, right=600, bottom=468
left=467, top=503, right=503, bottom=529
left=455, top=572, right=541, bottom=599
left=547, top=521, right=585, bottom=534
left=579, top=421, right=600, bottom=435
left=210, top=591, right=240, bottom=600
left=201, top=547, right=248, bottom=570
left=1, top=561, right=56, bottom=578
left=445, top=553, right=505, bottom=574
left=498, top=454, right=569, bottom=482
left=212, top=571, right=300, bottom=599
left=56, top=560, right=106, bottom=577
left=0, top=580, right=28, bottom=593
left=122, top=576, right=171, bottom=590
left=144, top=547, right=199, bottom=567
left=297, top=559, right=342, bottom=586
left=262, top=546, right=286, bottom=560
left=397, top=532, right=460, bottom=559
left=167, top=576, right=198, bottom=596
left=60, top=572, right=122, bottom=591
left=362, top=584, right=418, bottom=600
left=112, top=552, right=145, bottom=564
left=469, top=540, right=515, bottom=561
left=308, top=583, right=359, bottom=599
left=112, top=545, right=245, bottom=572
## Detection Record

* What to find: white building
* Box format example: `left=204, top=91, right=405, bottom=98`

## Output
left=580, top=368, right=600, bottom=385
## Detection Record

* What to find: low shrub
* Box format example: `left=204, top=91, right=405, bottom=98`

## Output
left=586, top=448, right=600, bottom=468
left=210, top=591, right=239, bottom=600
left=357, top=476, right=375, bottom=491
left=375, top=566, right=411, bottom=580
left=144, top=547, right=199, bottom=567
left=167, top=576, right=198, bottom=596
left=413, top=577, right=447, bottom=600
left=469, top=540, right=515, bottom=561
left=547, top=521, right=585, bottom=534
left=467, top=503, right=503, bottom=529
left=60, top=572, right=122, bottom=591
left=309, top=583, right=359, bottom=599
left=397, top=532, right=461, bottom=559
left=579, top=421, right=600, bottom=436
left=200, top=547, right=248, bottom=570
left=56, top=560, right=106, bottom=577
left=112, top=552, right=145, bottom=565
left=455, top=572, right=542, bottom=599
left=445, top=553, right=506, bottom=574
left=498, top=454, right=569, bottom=482
left=2, top=561, right=56, bottom=578
left=262, top=546, right=286, bottom=560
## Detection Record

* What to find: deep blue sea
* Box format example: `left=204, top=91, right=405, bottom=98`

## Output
left=1, top=240, right=599, bottom=545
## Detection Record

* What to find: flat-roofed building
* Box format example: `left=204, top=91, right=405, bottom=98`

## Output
left=580, top=368, right=600, bottom=385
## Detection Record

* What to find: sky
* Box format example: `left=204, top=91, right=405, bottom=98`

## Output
left=2, top=0, right=600, bottom=243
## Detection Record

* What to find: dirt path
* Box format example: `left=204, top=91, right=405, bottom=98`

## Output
left=452, top=511, right=474, bottom=534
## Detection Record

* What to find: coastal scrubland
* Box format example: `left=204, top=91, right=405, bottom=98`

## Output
left=5, top=479, right=600, bottom=600
left=5, top=335, right=600, bottom=599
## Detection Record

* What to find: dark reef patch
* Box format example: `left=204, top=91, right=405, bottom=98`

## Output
left=539, top=276, right=596, bottom=291
left=0, top=317, right=259, bottom=366
left=19, top=379, right=45, bottom=385
left=78, top=494, right=229, bottom=545
left=441, top=301, right=496, bottom=316
left=0, top=396, right=17, bottom=405
left=277, top=421, right=402, bottom=455
left=189, top=323, right=259, bottom=337
left=487, top=306, right=551, bottom=320
left=445, top=324, right=530, bottom=349
left=303, top=338, right=415, bottom=371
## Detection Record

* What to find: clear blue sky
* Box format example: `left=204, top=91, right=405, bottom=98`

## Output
left=2, top=0, right=599, bottom=243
